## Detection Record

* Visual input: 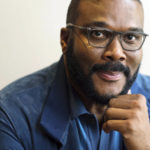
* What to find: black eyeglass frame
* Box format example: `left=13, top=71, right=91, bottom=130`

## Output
left=67, top=23, right=148, bottom=51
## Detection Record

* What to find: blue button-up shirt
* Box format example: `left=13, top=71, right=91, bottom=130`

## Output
left=0, top=57, right=150, bottom=150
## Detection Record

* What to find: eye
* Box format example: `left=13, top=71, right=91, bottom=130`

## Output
left=92, top=30, right=103, bottom=37
left=123, top=33, right=141, bottom=44
left=90, top=30, right=110, bottom=40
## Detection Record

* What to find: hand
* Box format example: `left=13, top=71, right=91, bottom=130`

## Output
left=102, top=94, right=150, bottom=150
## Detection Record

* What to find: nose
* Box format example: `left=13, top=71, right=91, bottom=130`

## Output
left=102, top=37, right=126, bottom=62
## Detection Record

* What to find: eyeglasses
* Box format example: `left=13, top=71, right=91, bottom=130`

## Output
left=67, top=23, right=148, bottom=51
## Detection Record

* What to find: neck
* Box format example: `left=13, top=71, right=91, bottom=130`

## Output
left=81, top=96, right=108, bottom=127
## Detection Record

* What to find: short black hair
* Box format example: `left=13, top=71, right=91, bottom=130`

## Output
left=66, top=0, right=142, bottom=24
left=66, top=0, right=81, bottom=24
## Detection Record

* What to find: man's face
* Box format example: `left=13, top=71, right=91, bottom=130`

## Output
left=63, top=0, right=144, bottom=104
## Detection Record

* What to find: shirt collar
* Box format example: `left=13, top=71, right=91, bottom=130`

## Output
left=68, top=83, right=90, bottom=119
left=39, top=57, right=90, bottom=145
left=40, top=57, right=70, bottom=145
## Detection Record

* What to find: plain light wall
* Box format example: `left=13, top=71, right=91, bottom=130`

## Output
left=0, top=0, right=150, bottom=89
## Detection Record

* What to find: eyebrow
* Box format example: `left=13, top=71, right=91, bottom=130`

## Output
left=128, top=27, right=144, bottom=33
left=83, top=21, right=109, bottom=28
left=83, top=21, right=144, bottom=33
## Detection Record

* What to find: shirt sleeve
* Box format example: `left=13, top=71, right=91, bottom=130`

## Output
left=0, top=108, right=24, bottom=150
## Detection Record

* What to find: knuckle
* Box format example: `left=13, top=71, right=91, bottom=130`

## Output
left=131, top=100, right=141, bottom=109
left=125, top=120, right=134, bottom=132
left=137, top=94, right=145, bottom=99
left=131, top=94, right=146, bottom=109
left=130, top=110, right=137, bottom=118
left=136, top=94, right=146, bottom=103
left=130, top=109, right=141, bottom=120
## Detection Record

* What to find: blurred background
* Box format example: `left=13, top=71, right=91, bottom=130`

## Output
left=0, top=0, right=150, bottom=89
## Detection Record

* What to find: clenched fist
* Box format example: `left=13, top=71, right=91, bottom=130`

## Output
left=103, top=94, right=150, bottom=150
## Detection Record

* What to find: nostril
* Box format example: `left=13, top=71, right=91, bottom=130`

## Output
left=106, top=56, right=113, bottom=61
left=105, top=55, right=125, bottom=61
left=120, top=57, right=125, bottom=61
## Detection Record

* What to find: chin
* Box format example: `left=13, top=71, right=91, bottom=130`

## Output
left=93, top=78, right=126, bottom=96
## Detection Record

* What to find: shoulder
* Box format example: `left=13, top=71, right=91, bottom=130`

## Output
left=0, top=60, right=62, bottom=149
left=0, top=62, right=58, bottom=103
left=132, top=73, right=150, bottom=95
left=131, top=73, right=150, bottom=118
left=0, top=61, right=59, bottom=113
left=0, top=61, right=59, bottom=135
left=136, top=73, right=150, bottom=86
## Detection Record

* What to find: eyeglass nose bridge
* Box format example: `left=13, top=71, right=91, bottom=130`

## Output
left=105, top=31, right=123, bottom=49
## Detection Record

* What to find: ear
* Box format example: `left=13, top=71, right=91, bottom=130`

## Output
left=60, top=28, right=71, bottom=54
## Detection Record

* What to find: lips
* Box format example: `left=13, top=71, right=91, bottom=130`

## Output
left=97, top=71, right=123, bottom=81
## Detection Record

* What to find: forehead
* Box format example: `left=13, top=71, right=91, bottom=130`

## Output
left=76, top=0, right=144, bottom=31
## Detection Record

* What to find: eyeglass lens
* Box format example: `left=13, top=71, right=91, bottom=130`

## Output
left=88, top=29, right=145, bottom=50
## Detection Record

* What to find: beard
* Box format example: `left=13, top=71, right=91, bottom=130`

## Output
left=65, top=39, right=140, bottom=105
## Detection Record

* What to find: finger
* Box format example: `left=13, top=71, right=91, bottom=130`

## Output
left=109, top=94, right=146, bottom=109
left=109, top=96, right=132, bottom=109
left=104, top=108, right=131, bottom=120
left=102, top=120, right=131, bottom=134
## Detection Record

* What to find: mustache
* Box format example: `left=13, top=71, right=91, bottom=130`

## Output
left=91, top=62, right=130, bottom=78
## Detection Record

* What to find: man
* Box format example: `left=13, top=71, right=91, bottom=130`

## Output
left=0, top=0, right=149, bottom=149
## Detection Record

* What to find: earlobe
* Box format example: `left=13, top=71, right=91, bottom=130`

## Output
left=61, top=40, right=67, bottom=53
left=60, top=28, right=70, bottom=54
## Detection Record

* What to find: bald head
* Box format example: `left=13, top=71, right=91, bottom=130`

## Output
left=66, top=0, right=142, bottom=24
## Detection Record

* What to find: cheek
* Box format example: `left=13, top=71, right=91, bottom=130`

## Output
left=73, top=37, right=104, bottom=74
left=126, top=50, right=143, bottom=76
